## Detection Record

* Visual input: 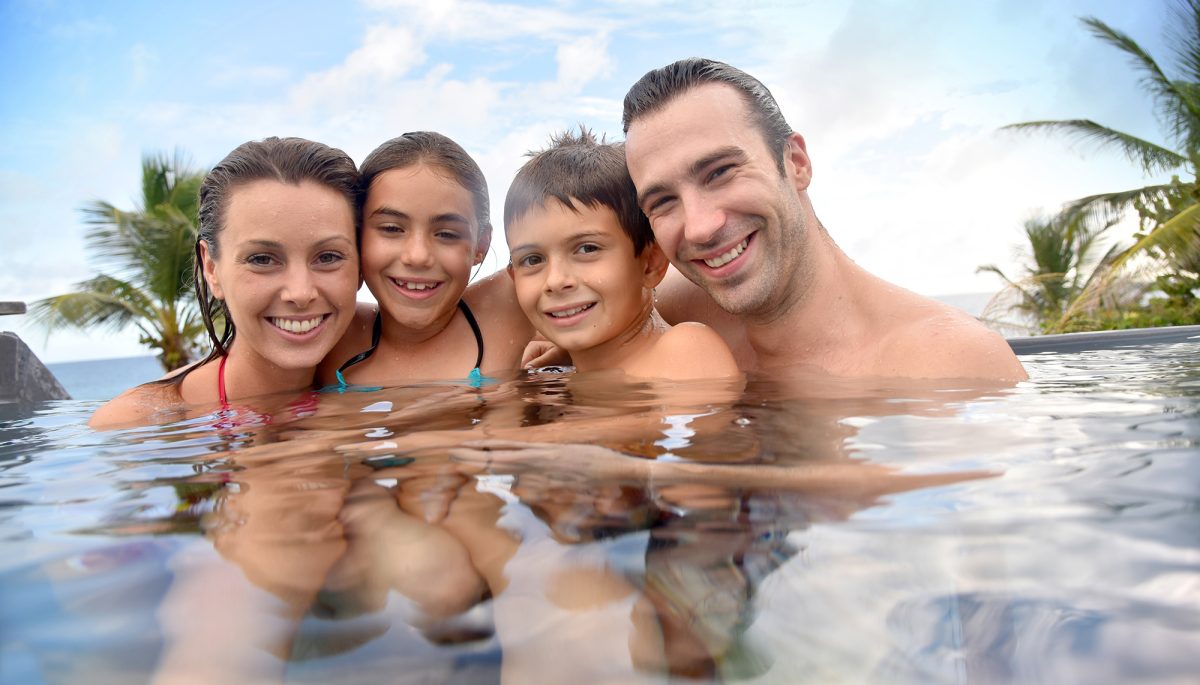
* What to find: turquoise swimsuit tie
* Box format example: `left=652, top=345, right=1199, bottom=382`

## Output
left=330, top=300, right=492, bottom=390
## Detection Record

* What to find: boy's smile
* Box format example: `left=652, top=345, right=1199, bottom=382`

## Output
left=506, top=199, right=664, bottom=359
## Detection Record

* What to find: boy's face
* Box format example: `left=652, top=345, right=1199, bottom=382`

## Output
left=507, top=199, right=665, bottom=355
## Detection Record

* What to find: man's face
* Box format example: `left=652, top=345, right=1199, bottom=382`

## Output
left=625, top=83, right=810, bottom=320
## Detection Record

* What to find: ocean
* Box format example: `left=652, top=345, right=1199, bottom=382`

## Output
left=46, top=355, right=163, bottom=402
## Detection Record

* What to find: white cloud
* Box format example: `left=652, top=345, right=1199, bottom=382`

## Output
left=290, top=24, right=427, bottom=110
left=129, top=43, right=156, bottom=87
left=554, top=32, right=614, bottom=94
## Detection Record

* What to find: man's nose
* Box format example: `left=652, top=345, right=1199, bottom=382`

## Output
left=681, top=192, right=726, bottom=246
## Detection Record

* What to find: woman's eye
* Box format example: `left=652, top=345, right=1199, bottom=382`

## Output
left=315, top=251, right=345, bottom=266
left=246, top=254, right=275, bottom=267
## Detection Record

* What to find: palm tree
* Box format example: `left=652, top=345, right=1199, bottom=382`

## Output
left=1004, top=0, right=1200, bottom=314
left=978, top=214, right=1131, bottom=333
left=30, top=151, right=208, bottom=371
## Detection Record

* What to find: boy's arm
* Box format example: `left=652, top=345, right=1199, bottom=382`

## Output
left=633, top=322, right=741, bottom=381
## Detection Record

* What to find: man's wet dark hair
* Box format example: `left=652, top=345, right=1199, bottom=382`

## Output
left=504, top=127, right=654, bottom=256
left=622, top=57, right=793, bottom=174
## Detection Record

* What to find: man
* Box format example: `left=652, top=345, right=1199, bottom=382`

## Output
left=623, top=58, right=1026, bottom=381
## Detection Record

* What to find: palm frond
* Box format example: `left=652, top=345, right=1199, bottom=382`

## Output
left=1083, top=15, right=1200, bottom=152
left=1003, top=120, right=1186, bottom=175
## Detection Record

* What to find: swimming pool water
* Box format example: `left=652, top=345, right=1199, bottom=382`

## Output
left=1, top=340, right=1197, bottom=684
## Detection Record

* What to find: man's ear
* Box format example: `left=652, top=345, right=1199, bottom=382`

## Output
left=641, top=243, right=670, bottom=289
left=474, top=226, right=492, bottom=266
left=199, top=241, right=224, bottom=300
left=784, top=132, right=812, bottom=193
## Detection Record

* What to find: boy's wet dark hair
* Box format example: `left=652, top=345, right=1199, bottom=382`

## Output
left=504, top=127, right=654, bottom=256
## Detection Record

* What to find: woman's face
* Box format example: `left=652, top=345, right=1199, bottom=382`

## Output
left=201, top=179, right=359, bottom=372
left=360, top=164, right=488, bottom=332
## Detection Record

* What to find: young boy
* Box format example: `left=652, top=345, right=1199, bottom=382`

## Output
left=504, top=129, right=740, bottom=380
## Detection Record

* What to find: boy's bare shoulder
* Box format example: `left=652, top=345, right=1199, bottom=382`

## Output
left=646, top=322, right=742, bottom=380
left=89, top=381, right=185, bottom=429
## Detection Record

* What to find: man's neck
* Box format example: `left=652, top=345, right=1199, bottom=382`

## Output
left=742, top=236, right=874, bottom=374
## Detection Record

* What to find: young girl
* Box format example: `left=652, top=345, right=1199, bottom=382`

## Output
left=321, top=132, right=533, bottom=386
left=90, top=137, right=362, bottom=428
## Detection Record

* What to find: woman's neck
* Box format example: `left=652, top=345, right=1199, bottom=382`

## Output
left=220, top=345, right=315, bottom=401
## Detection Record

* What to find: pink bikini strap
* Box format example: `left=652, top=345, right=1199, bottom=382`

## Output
left=217, top=355, right=229, bottom=408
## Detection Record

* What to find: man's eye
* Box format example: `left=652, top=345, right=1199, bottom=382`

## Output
left=709, top=164, right=733, bottom=182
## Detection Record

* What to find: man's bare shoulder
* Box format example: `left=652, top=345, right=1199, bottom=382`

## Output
left=882, top=301, right=1027, bottom=382
left=89, top=381, right=184, bottom=429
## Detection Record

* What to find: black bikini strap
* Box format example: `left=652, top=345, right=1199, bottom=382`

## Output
left=457, top=300, right=484, bottom=370
left=337, top=310, right=383, bottom=375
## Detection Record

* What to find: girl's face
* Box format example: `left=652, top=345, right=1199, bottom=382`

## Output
left=201, top=179, right=359, bottom=372
left=360, top=164, right=488, bottom=332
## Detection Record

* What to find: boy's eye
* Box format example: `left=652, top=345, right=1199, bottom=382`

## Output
left=576, top=243, right=601, bottom=255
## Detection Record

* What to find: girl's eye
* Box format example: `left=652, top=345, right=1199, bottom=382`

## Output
left=377, top=223, right=403, bottom=234
left=516, top=254, right=543, bottom=268
left=436, top=229, right=465, bottom=241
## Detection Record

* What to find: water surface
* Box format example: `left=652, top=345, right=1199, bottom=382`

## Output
left=1, top=342, right=1197, bottom=684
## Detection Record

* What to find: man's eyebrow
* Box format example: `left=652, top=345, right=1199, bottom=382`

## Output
left=688, top=146, right=747, bottom=178
left=636, top=146, right=748, bottom=208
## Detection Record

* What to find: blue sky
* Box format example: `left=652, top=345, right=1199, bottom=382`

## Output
left=0, top=0, right=1176, bottom=362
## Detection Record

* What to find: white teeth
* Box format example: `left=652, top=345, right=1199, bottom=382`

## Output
left=398, top=280, right=437, bottom=291
left=550, top=303, right=592, bottom=318
left=272, top=316, right=323, bottom=334
left=703, top=239, right=748, bottom=268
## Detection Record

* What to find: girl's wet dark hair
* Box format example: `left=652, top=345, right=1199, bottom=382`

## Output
left=503, top=126, right=654, bottom=256
left=358, top=131, right=492, bottom=248
left=191, top=136, right=359, bottom=368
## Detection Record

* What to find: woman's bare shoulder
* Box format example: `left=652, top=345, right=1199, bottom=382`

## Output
left=89, top=380, right=185, bottom=429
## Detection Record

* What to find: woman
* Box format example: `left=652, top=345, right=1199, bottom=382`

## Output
left=90, top=136, right=361, bottom=428
left=321, top=131, right=533, bottom=386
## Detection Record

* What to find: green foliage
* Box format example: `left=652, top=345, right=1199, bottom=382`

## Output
left=997, top=0, right=1200, bottom=332
left=30, top=151, right=208, bottom=371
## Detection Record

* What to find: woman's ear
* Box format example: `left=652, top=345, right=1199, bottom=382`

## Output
left=199, top=241, right=224, bottom=300
left=641, top=243, right=669, bottom=289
